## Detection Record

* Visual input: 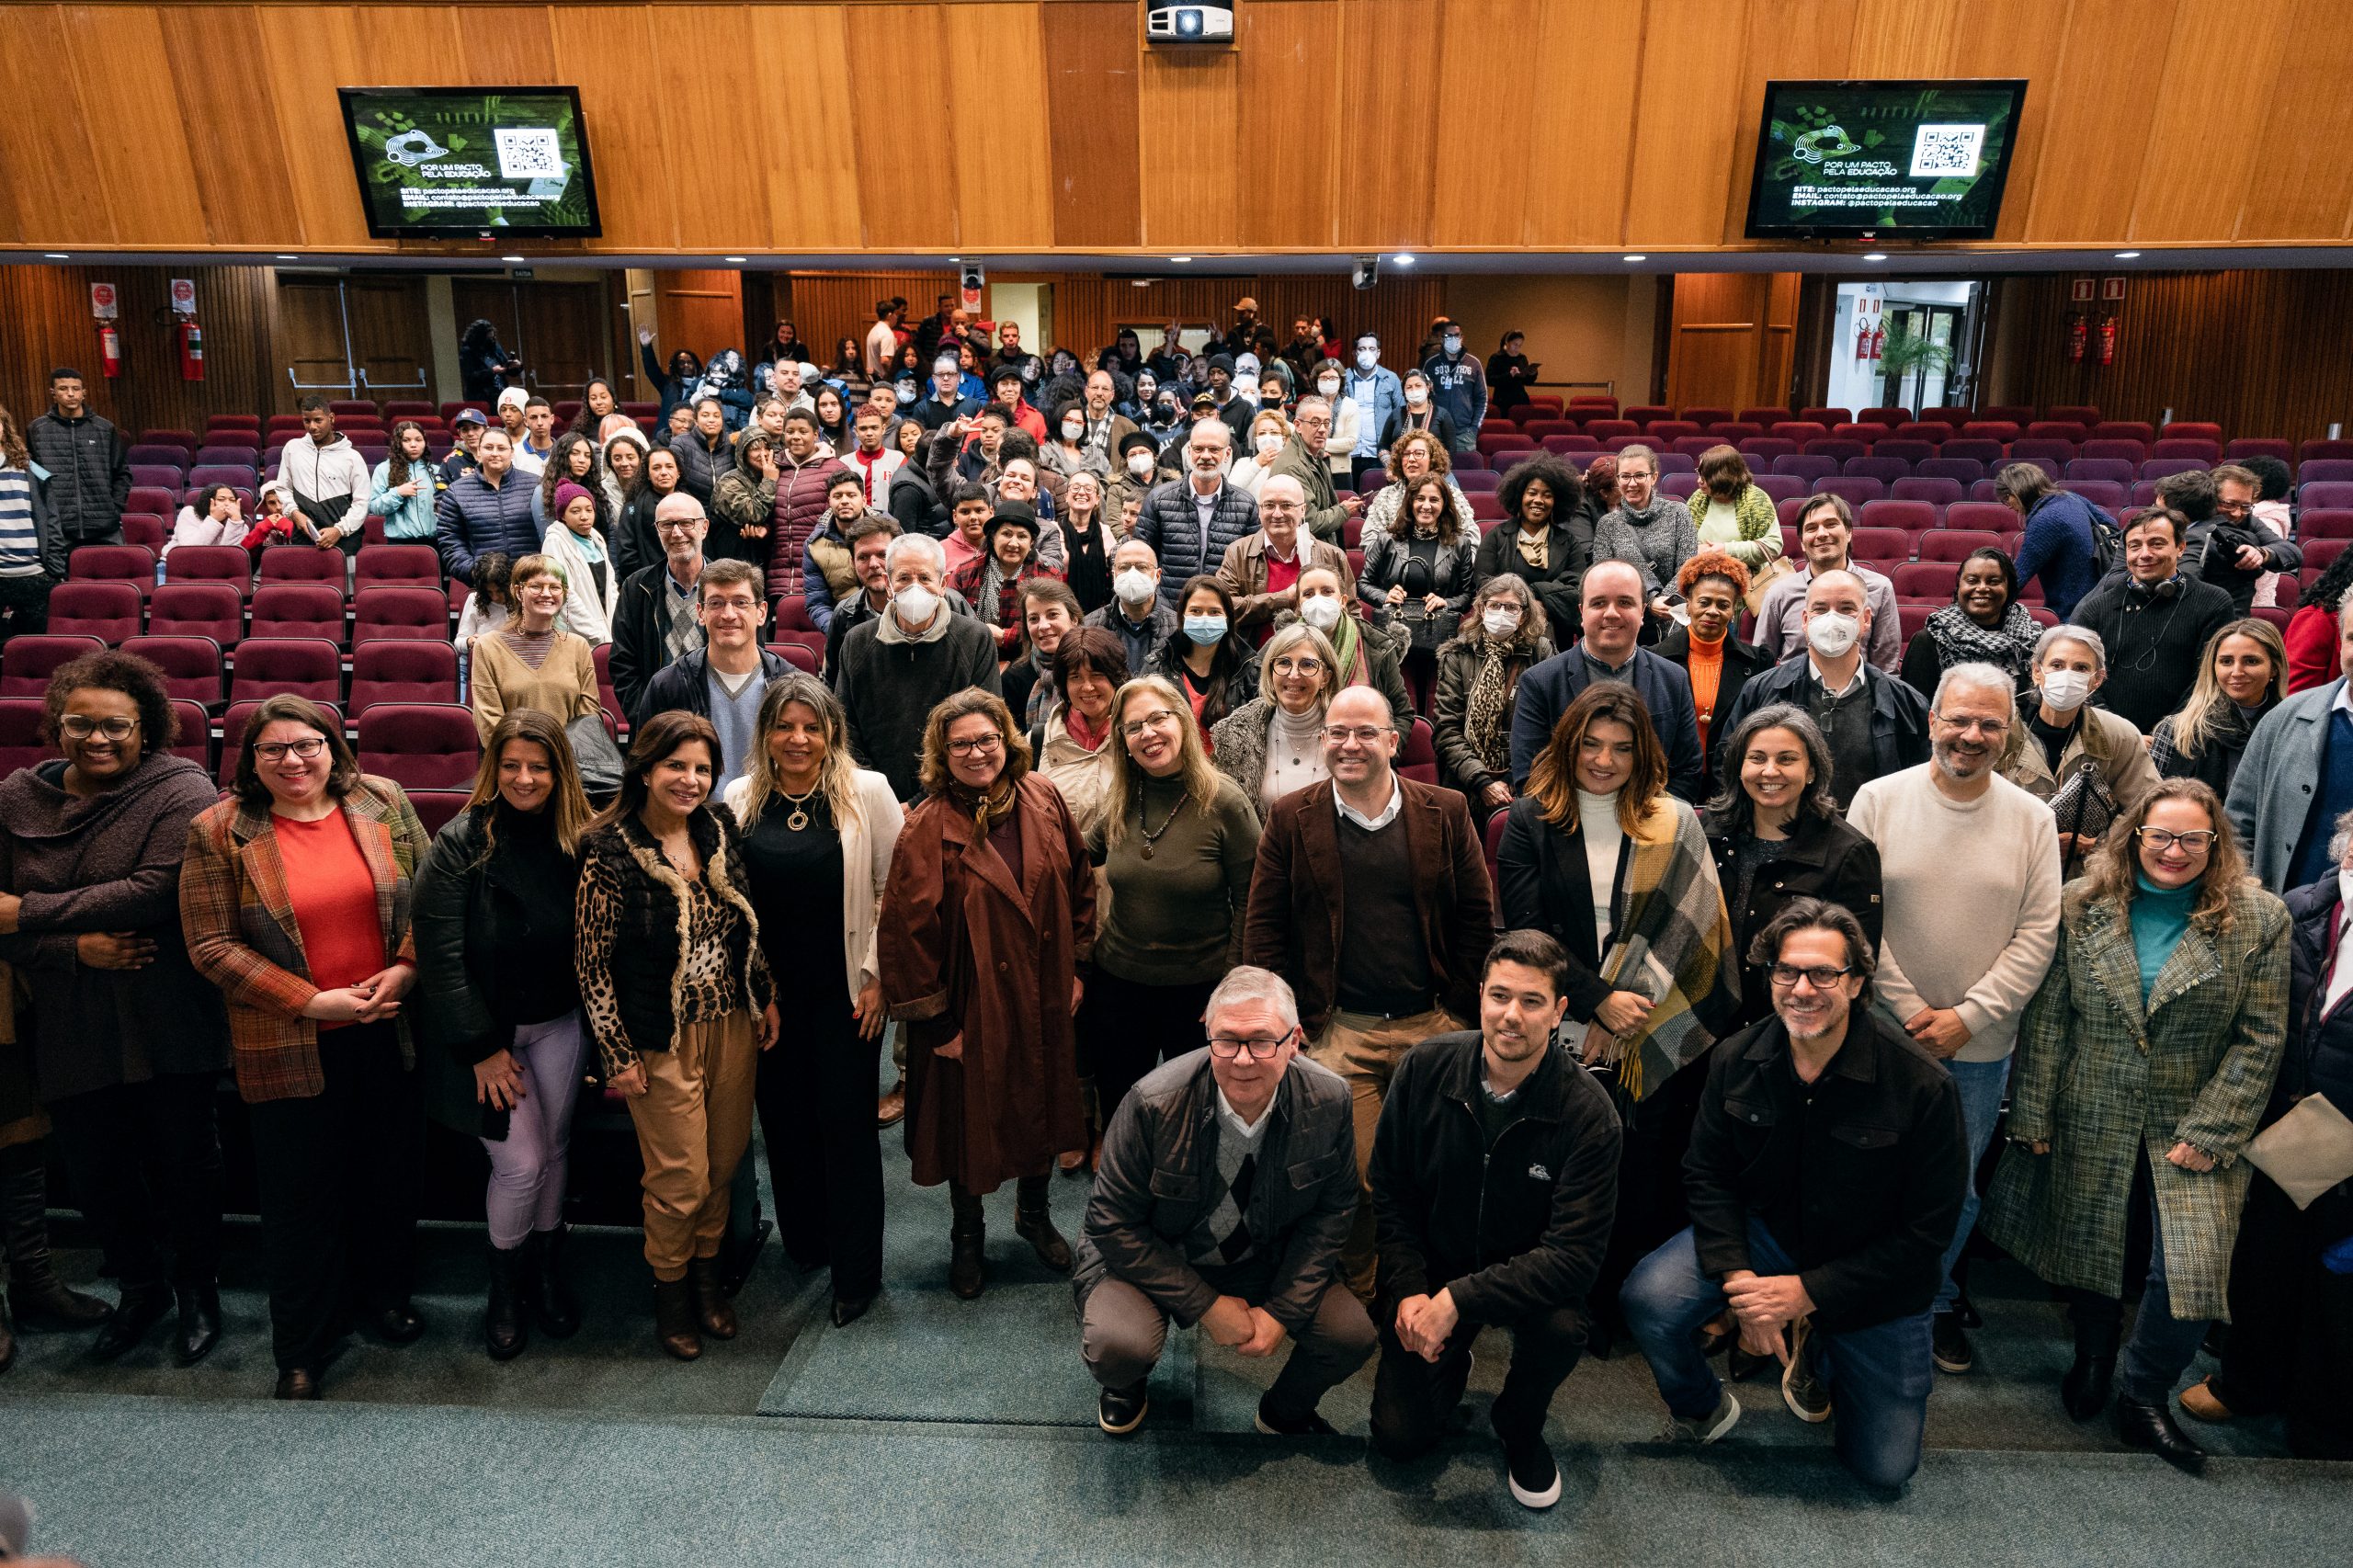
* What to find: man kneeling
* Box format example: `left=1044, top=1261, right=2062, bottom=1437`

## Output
left=1074, top=966, right=1373, bottom=1437
left=1368, top=930, right=1622, bottom=1508
left=1620, top=898, right=1965, bottom=1491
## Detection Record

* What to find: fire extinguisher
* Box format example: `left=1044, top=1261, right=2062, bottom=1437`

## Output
left=1868, top=319, right=1885, bottom=360
left=2097, top=317, right=2119, bottom=367
left=2067, top=313, right=2087, bottom=364
left=1856, top=314, right=1872, bottom=362
left=97, top=323, right=122, bottom=380
left=179, top=319, right=205, bottom=381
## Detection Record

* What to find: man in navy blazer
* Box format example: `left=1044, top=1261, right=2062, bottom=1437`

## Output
left=1507, top=560, right=1705, bottom=801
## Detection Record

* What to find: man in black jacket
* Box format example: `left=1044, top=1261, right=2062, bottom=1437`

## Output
left=1368, top=930, right=1621, bottom=1509
left=1074, top=966, right=1372, bottom=1438
left=1621, top=898, right=1965, bottom=1491
left=25, top=369, right=129, bottom=547
left=2069, top=506, right=2237, bottom=733
left=609, top=494, right=710, bottom=722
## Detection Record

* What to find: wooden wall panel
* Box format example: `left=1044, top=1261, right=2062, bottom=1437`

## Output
left=1942, top=0, right=2072, bottom=246
left=782, top=271, right=961, bottom=369
left=1622, top=0, right=1750, bottom=245
left=1136, top=49, right=1240, bottom=251
left=846, top=5, right=958, bottom=250
left=0, top=6, right=101, bottom=246
left=1517, top=0, right=1644, bottom=250
left=1333, top=0, right=1433, bottom=251
left=943, top=4, right=1054, bottom=251
left=1664, top=271, right=1802, bottom=412
left=2234, top=0, right=2353, bottom=242
left=748, top=6, right=861, bottom=251
left=560, top=6, right=682, bottom=252
left=2020, top=0, right=2181, bottom=244
left=0, top=264, right=278, bottom=435
left=255, top=9, right=374, bottom=253
left=1235, top=4, right=1339, bottom=252
left=1717, top=0, right=1849, bottom=244
left=1041, top=3, right=1142, bottom=250
left=2130, top=0, right=2290, bottom=244
left=645, top=6, right=767, bottom=252
left=1427, top=0, right=1537, bottom=251
left=62, top=5, right=209, bottom=249
left=158, top=6, right=296, bottom=248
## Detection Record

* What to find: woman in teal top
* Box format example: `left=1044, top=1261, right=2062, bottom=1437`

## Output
left=1983, top=778, right=2290, bottom=1476
left=367, top=420, right=443, bottom=541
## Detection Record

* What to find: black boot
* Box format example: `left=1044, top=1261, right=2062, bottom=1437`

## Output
left=0, top=1142, right=111, bottom=1331
left=174, top=1283, right=222, bottom=1366
left=653, top=1278, right=700, bottom=1360
left=949, top=1184, right=986, bottom=1300
left=2114, top=1391, right=2207, bottom=1475
left=88, top=1282, right=171, bottom=1362
left=529, top=1227, right=581, bottom=1339
left=1013, top=1173, right=1073, bottom=1274
left=483, top=1243, right=529, bottom=1361
left=688, top=1256, right=737, bottom=1341
left=2063, top=1301, right=2122, bottom=1423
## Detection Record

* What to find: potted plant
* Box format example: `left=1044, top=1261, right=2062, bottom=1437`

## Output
left=1877, top=323, right=1954, bottom=415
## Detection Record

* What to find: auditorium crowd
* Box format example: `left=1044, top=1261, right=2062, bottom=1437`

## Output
left=0, top=295, right=2349, bottom=1510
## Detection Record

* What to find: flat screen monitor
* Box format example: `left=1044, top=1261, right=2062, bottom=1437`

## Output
left=338, top=86, right=601, bottom=238
left=1744, top=79, right=2028, bottom=241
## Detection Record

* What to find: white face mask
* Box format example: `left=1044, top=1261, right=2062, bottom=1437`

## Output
left=1806, top=611, right=1861, bottom=659
left=1482, top=605, right=1522, bottom=638
left=1114, top=568, right=1156, bottom=606
left=1254, top=433, right=1283, bottom=458
left=1061, top=419, right=1085, bottom=441
left=1299, top=595, right=1343, bottom=631
left=1442, top=335, right=1462, bottom=355
left=1317, top=377, right=1340, bottom=397
left=1126, top=450, right=1156, bottom=477
left=892, top=584, right=941, bottom=625
left=1356, top=347, right=1379, bottom=370
left=1404, top=387, right=1428, bottom=408
left=2040, top=668, right=2093, bottom=712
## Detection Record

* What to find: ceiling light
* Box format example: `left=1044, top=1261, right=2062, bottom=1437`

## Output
left=1392, top=253, right=1415, bottom=266
left=948, top=256, right=961, bottom=263
left=501, top=255, right=525, bottom=263
left=2114, top=251, right=2141, bottom=259
left=723, top=256, right=747, bottom=263
left=1862, top=253, right=1888, bottom=262
left=1131, top=279, right=1152, bottom=288
left=1622, top=254, right=1645, bottom=263
left=43, top=253, right=67, bottom=259
left=277, top=254, right=300, bottom=261
left=1169, top=256, right=1192, bottom=264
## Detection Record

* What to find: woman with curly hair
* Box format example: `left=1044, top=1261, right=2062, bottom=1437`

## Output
left=1657, top=551, right=1772, bottom=765
left=1473, top=452, right=1590, bottom=634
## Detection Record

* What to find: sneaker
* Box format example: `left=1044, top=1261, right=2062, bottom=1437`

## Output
left=1931, top=1312, right=1973, bottom=1375
left=1498, top=1430, right=1562, bottom=1510
left=1254, top=1396, right=1337, bottom=1437
left=1781, top=1320, right=1830, bottom=1424
left=1660, top=1390, right=1741, bottom=1445
left=1097, top=1380, right=1149, bottom=1436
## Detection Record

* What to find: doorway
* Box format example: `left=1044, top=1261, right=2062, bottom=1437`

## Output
left=450, top=278, right=612, bottom=404
left=1827, top=280, right=1984, bottom=415
left=274, top=275, right=433, bottom=402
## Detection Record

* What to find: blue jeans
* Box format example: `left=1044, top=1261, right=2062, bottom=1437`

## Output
left=1622, top=1221, right=1935, bottom=1490
left=1935, top=1054, right=2012, bottom=1313
left=2118, top=1183, right=2213, bottom=1402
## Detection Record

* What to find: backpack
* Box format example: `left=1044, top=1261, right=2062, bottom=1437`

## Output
left=2086, top=507, right=2126, bottom=577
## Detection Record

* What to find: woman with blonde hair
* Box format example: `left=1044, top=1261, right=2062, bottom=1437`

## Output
left=1078, top=675, right=1260, bottom=1140
left=467, top=554, right=603, bottom=744
left=880, top=689, right=1096, bottom=1299
left=1211, top=621, right=1342, bottom=821
left=1227, top=407, right=1293, bottom=497
left=2150, top=618, right=2289, bottom=799
left=412, top=709, right=596, bottom=1360
left=722, top=675, right=903, bottom=1325
left=1984, top=778, right=2290, bottom=1473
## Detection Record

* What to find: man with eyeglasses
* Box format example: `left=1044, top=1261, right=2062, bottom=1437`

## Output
left=631, top=562, right=791, bottom=800
left=1621, top=898, right=1966, bottom=1492
left=608, top=493, right=711, bottom=722
left=1846, top=662, right=2060, bottom=1377
left=1074, top=966, right=1373, bottom=1439
left=1365, top=930, right=1620, bottom=1508
left=1244, top=685, right=1495, bottom=1301
left=1215, top=475, right=1353, bottom=638
left=1259, top=396, right=1363, bottom=545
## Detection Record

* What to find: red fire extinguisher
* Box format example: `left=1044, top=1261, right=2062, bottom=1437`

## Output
left=1868, top=320, right=1885, bottom=360
left=2097, top=317, right=2119, bottom=367
left=2067, top=313, right=2087, bottom=364
left=97, top=324, right=122, bottom=380
left=1856, top=314, right=1872, bottom=362
left=179, top=319, right=205, bottom=381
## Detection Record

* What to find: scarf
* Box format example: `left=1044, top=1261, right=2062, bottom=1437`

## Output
left=977, top=555, right=1010, bottom=628
left=1063, top=703, right=1108, bottom=755
left=1462, top=642, right=1514, bottom=772
left=876, top=601, right=952, bottom=645
left=1324, top=610, right=1367, bottom=687
left=1924, top=601, right=2039, bottom=676
left=1584, top=796, right=1739, bottom=1102
left=949, top=777, right=1017, bottom=838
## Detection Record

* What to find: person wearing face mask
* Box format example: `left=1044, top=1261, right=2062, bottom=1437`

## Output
left=1227, top=409, right=1292, bottom=498
left=1752, top=495, right=1903, bottom=676
left=1419, top=323, right=1487, bottom=456
left=1279, top=565, right=1416, bottom=738
left=1146, top=576, right=1260, bottom=742
left=2151, top=619, right=2288, bottom=799
left=1718, top=570, right=1929, bottom=814
left=1997, top=627, right=2160, bottom=873
left=1131, top=421, right=1261, bottom=615
left=1084, top=538, right=1180, bottom=676
left=1304, top=359, right=1363, bottom=486
left=1216, top=474, right=1354, bottom=640
left=1430, top=575, right=1555, bottom=824
left=1378, top=372, right=1458, bottom=458
left=1344, top=336, right=1405, bottom=490
left=836, top=533, right=1004, bottom=802
left=1113, top=428, right=1174, bottom=520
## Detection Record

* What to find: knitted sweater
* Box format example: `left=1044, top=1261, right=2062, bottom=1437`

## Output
left=1084, top=771, right=1260, bottom=985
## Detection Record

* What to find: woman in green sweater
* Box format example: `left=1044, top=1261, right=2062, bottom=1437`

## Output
left=1077, top=675, right=1261, bottom=1144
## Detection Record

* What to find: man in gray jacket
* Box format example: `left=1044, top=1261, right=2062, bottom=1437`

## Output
left=2228, top=598, right=2353, bottom=892
left=1075, top=966, right=1373, bottom=1438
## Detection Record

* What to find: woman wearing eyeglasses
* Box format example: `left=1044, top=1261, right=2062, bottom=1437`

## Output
left=0, top=653, right=229, bottom=1368
left=179, top=695, right=434, bottom=1400
left=1211, top=622, right=1343, bottom=824
left=1984, top=779, right=2290, bottom=1474
left=880, top=689, right=1096, bottom=1300
left=1077, top=677, right=1260, bottom=1156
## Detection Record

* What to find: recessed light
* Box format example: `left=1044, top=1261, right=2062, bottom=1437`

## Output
left=1622, top=254, right=1646, bottom=263
left=948, top=256, right=961, bottom=263
left=43, top=253, right=67, bottom=259
left=2114, top=251, right=2141, bottom=259
left=723, top=256, right=747, bottom=263
left=501, top=255, right=525, bottom=264
left=277, top=254, right=300, bottom=261
left=1169, top=256, right=1192, bottom=264
left=1862, top=253, right=1888, bottom=262
left=1392, top=253, right=1416, bottom=266
left=1131, top=279, right=1152, bottom=288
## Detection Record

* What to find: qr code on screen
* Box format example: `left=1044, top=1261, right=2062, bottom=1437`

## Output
left=494, top=129, right=566, bottom=180
left=1908, top=124, right=1985, bottom=178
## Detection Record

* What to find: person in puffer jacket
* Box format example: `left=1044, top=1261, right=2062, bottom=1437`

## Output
left=25, top=369, right=129, bottom=546
left=767, top=407, right=847, bottom=599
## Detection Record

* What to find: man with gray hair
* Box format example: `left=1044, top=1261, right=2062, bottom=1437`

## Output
left=1847, top=661, right=2061, bottom=1378
left=1262, top=394, right=1365, bottom=544
left=2230, top=595, right=2353, bottom=890
left=1997, top=625, right=2159, bottom=867
left=1216, top=473, right=1355, bottom=633
left=835, top=529, right=1001, bottom=801
left=1075, top=965, right=1373, bottom=1438
left=1132, top=419, right=1260, bottom=611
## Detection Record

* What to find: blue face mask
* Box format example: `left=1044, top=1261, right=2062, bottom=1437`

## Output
left=1183, top=614, right=1228, bottom=646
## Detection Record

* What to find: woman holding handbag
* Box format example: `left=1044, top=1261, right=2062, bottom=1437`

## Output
left=1997, top=625, right=2159, bottom=873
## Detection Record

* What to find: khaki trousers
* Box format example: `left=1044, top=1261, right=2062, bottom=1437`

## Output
left=1309, top=1006, right=1461, bottom=1301
left=624, top=1011, right=757, bottom=1280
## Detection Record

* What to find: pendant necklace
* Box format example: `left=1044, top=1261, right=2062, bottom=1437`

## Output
left=1137, top=790, right=1187, bottom=860
left=779, top=785, right=820, bottom=832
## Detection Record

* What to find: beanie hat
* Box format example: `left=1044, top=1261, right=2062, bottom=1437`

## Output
left=551, top=482, right=596, bottom=517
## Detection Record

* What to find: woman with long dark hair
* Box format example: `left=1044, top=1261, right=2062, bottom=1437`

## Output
left=412, top=710, right=596, bottom=1360
left=460, top=320, right=522, bottom=403
left=532, top=432, right=608, bottom=534
left=1145, top=574, right=1259, bottom=742
left=369, top=420, right=441, bottom=541
left=575, top=711, right=779, bottom=1359
left=615, top=444, right=684, bottom=583
left=566, top=377, right=621, bottom=439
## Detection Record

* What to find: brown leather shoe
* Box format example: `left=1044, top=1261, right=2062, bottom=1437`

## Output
left=653, top=1278, right=701, bottom=1360
left=2177, top=1376, right=2234, bottom=1424
left=688, top=1257, right=737, bottom=1340
left=876, top=1082, right=906, bottom=1129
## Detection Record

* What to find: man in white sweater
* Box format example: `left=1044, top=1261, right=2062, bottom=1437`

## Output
left=1846, top=660, right=2061, bottom=1381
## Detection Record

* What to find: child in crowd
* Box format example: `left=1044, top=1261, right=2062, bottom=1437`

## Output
left=455, top=551, right=516, bottom=699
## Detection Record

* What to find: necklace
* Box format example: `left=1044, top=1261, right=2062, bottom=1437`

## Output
left=1137, top=789, right=1188, bottom=859
left=778, top=783, right=821, bottom=831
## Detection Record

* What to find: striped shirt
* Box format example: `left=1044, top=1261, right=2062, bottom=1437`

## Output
left=0, top=467, right=42, bottom=575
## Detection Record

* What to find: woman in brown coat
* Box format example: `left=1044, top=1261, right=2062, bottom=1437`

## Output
left=880, top=688, right=1097, bottom=1300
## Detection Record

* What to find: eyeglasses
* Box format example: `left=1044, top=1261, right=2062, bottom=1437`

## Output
left=1932, top=713, right=2010, bottom=736
left=2136, top=827, right=2218, bottom=854
left=654, top=520, right=700, bottom=536
left=60, top=715, right=139, bottom=741
left=1271, top=656, right=1325, bottom=676
left=1323, top=725, right=1389, bottom=745
left=1768, top=963, right=1853, bottom=989
left=254, top=737, right=329, bottom=762
left=1208, top=1032, right=1294, bottom=1061
left=1120, top=709, right=1182, bottom=740
left=947, top=733, right=1003, bottom=757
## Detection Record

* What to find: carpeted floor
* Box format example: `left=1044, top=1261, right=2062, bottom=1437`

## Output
left=4, top=1134, right=2347, bottom=1565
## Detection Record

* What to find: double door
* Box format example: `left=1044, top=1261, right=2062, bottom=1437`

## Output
left=451, top=278, right=612, bottom=404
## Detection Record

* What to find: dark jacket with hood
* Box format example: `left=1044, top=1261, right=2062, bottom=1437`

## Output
left=25, top=406, right=131, bottom=542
